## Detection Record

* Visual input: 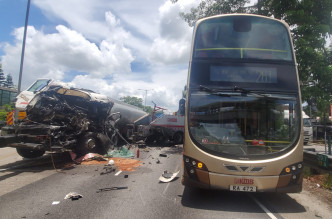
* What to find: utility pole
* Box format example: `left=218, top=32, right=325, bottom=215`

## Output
left=15, top=0, right=30, bottom=123
left=138, top=89, right=152, bottom=107
left=18, top=0, right=31, bottom=95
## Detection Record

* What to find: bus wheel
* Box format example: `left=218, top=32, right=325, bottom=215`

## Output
left=173, top=132, right=184, bottom=144
left=16, top=148, right=45, bottom=159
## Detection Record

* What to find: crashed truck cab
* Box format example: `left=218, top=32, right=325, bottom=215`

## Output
left=1, top=81, right=121, bottom=158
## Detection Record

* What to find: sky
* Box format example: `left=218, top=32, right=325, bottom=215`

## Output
left=0, top=0, right=200, bottom=112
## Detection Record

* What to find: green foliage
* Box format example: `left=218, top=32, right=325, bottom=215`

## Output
left=175, top=0, right=332, bottom=117
left=179, top=0, right=250, bottom=27
left=0, top=63, right=6, bottom=87
left=302, top=166, right=313, bottom=178
left=119, top=96, right=153, bottom=113
left=120, top=96, right=144, bottom=108
left=4, top=74, right=14, bottom=88
left=0, top=103, right=14, bottom=121
left=0, top=63, right=15, bottom=88
left=323, top=173, right=332, bottom=189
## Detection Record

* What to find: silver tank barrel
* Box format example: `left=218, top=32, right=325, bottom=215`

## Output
left=110, top=98, right=148, bottom=131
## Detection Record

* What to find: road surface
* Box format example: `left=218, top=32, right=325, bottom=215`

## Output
left=0, top=145, right=330, bottom=219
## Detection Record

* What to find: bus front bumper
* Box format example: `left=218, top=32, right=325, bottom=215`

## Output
left=182, top=170, right=303, bottom=193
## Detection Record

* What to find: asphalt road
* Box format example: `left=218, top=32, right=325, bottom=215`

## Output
left=0, top=145, right=330, bottom=219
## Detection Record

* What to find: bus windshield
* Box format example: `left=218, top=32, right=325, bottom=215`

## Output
left=189, top=91, right=300, bottom=159
left=194, top=16, right=293, bottom=61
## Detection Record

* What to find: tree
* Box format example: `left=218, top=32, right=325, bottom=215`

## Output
left=174, top=0, right=332, bottom=117
left=0, top=63, right=6, bottom=87
left=119, top=96, right=154, bottom=113
left=120, top=96, right=144, bottom=108
left=4, top=74, right=14, bottom=88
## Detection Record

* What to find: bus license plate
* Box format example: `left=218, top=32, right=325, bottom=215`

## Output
left=230, top=185, right=256, bottom=192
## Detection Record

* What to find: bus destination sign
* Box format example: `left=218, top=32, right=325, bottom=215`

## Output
left=210, top=66, right=277, bottom=84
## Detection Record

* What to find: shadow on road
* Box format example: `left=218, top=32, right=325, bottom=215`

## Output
left=0, top=152, right=73, bottom=181
left=181, top=187, right=306, bottom=214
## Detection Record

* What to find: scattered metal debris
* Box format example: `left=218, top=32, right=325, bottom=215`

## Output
left=64, top=192, right=83, bottom=200
left=96, top=187, right=128, bottom=193
left=159, top=170, right=180, bottom=183
left=100, top=165, right=116, bottom=175
left=156, top=159, right=161, bottom=164
left=159, top=154, right=167, bottom=157
left=115, top=170, right=122, bottom=176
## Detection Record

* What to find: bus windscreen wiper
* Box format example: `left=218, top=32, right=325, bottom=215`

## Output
left=199, top=85, right=296, bottom=100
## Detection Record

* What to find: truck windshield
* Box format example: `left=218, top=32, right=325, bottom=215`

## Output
left=189, top=91, right=300, bottom=159
left=27, top=79, right=51, bottom=92
left=303, top=118, right=312, bottom=127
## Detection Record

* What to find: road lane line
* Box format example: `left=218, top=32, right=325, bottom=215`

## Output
left=162, top=164, right=180, bottom=195
left=139, top=192, right=146, bottom=206
left=250, top=195, right=278, bottom=219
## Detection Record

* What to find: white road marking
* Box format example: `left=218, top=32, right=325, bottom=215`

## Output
left=139, top=192, right=146, bottom=206
left=162, top=164, right=180, bottom=194
left=250, top=195, right=278, bottom=219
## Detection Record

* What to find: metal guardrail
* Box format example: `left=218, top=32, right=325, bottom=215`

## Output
left=303, top=150, right=332, bottom=173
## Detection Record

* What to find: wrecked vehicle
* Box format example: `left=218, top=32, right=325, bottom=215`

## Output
left=0, top=79, right=147, bottom=158
left=127, top=100, right=185, bottom=145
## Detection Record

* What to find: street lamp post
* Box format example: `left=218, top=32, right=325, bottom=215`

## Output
left=138, top=89, right=152, bottom=107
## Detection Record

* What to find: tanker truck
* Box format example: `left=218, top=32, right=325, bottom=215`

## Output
left=0, top=79, right=148, bottom=158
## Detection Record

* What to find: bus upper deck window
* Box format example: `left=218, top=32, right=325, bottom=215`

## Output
left=233, top=17, right=251, bottom=32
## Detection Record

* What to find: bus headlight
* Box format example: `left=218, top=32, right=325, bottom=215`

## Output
left=278, top=162, right=303, bottom=188
left=183, top=155, right=208, bottom=181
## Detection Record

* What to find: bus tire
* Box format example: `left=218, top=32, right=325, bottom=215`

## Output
left=16, top=148, right=45, bottom=159
left=173, top=132, right=184, bottom=144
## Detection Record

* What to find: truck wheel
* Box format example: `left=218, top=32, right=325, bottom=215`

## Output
left=16, top=148, right=45, bottom=159
left=76, top=132, right=97, bottom=156
left=173, top=132, right=184, bottom=144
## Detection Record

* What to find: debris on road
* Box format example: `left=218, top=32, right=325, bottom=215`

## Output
left=100, top=165, right=116, bottom=175
left=159, top=170, right=180, bottom=183
left=124, top=175, right=128, bottom=178
left=159, top=154, right=167, bottom=157
left=115, top=170, right=122, bottom=176
left=156, top=159, right=161, bottom=164
left=96, top=187, right=128, bottom=193
left=52, top=201, right=60, bottom=205
left=80, top=156, right=142, bottom=172
left=107, top=146, right=134, bottom=158
left=64, top=192, right=83, bottom=200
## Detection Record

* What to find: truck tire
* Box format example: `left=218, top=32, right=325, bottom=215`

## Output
left=16, top=148, right=45, bottom=159
left=173, top=132, right=184, bottom=144
left=76, top=132, right=97, bottom=156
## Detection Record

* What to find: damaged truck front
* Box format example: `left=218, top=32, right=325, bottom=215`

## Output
left=1, top=85, right=120, bottom=158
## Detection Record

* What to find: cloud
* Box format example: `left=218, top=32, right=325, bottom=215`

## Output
left=148, top=0, right=197, bottom=64
left=71, top=64, right=187, bottom=112
left=1, top=22, right=134, bottom=88
left=1, top=0, right=192, bottom=112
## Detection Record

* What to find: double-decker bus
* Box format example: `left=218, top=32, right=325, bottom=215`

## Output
left=183, top=14, right=303, bottom=193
